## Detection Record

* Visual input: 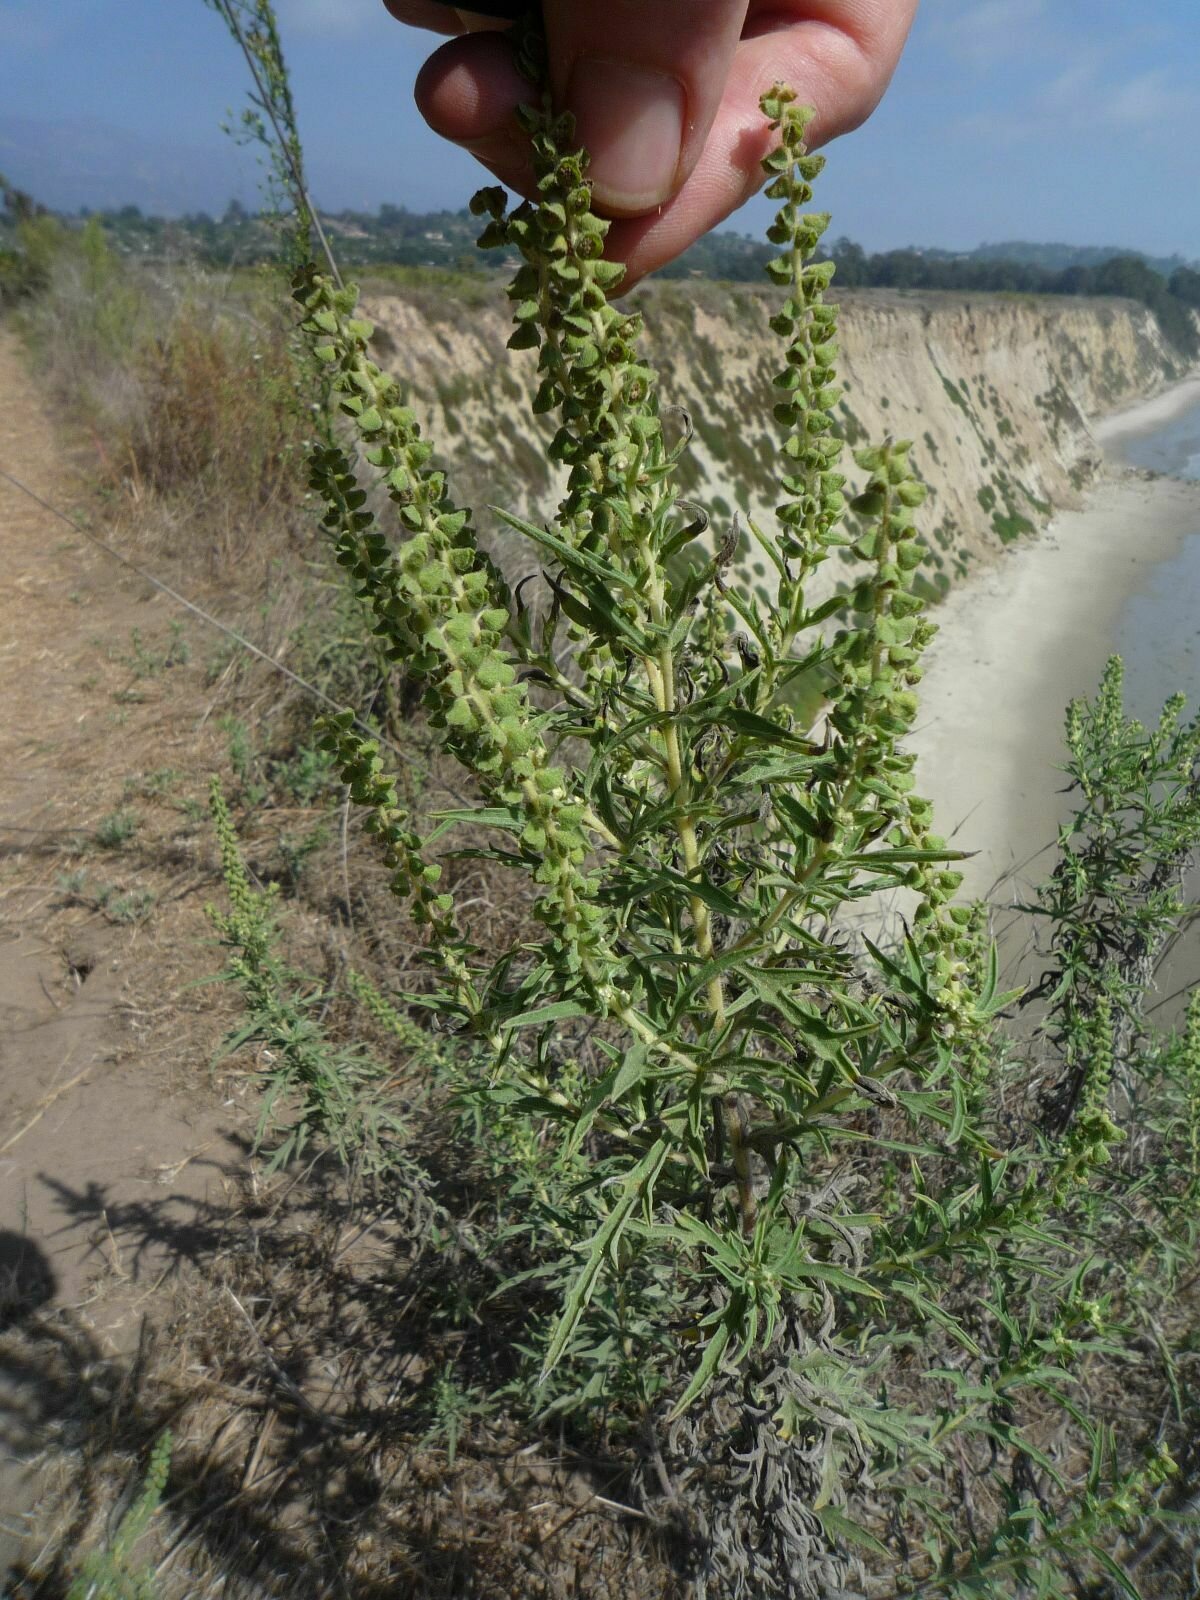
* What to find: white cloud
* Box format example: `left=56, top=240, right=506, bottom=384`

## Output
left=1033, top=57, right=1196, bottom=133
left=1037, top=58, right=1101, bottom=117
left=958, top=35, right=1196, bottom=151
left=929, top=0, right=1048, bottom=64
left=1106, top=69, right=1195, bottom=128
left=275, top=0, right=382, bottom=37
left=929, top=0, right=1195, bottom=136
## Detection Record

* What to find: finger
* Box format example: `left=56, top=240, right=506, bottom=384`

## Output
left=415, top=29, right=528, bottom=152
left=413, top=0, right=912, bottom=156
left=380, top=0, right=512, bottom=37
left=742, top=0, right=918, bottom=146
left=381, top=0, right=463, bottom=36
left=454, top=7, right=520, bottom=33
left=605, top=1, right=918, bottom=286
left=415, top=31, right=538, bottom=192
left=417, top=0, right=918, bottom=285
left=541, top=0, right=749, bottom=215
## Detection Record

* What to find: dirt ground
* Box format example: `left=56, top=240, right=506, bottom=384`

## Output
left=0, top=324, right=254, bottom=1576
left=0, top=326, right=669, bottom=1600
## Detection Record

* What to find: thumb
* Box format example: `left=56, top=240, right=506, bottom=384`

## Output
left=542, top=0, right=749, bottom=215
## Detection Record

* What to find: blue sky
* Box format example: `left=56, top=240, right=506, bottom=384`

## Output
left=1, top=0, right=1198, bottom=259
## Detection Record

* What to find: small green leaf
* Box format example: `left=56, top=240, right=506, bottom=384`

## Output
left=786, top=1260, right=884, bottom=1302
left=542, top=1140, right=670, bottom=1380
left=508, top=1000, right=591, bottom=1030
left=564, top=1042, right=652, bottom=1158
left=816, top=1505, right=890, bottom=1558
left=668, top=1294, right=743, bottom=1420
left=491, top=508, right=635, bottom=590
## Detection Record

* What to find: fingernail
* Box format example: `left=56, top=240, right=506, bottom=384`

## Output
left=567, top=59, right=685, bottom=212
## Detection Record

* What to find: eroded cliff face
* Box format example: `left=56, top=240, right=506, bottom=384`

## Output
left=366, top=278, right=1191, bottom=602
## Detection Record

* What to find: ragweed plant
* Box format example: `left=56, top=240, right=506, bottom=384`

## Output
left=1029, top=655, right=1200, bottom=1136
left=297, top=81, right=999, bottom=1385
left=192, top=24, right=1200, bottom=1593
left=283, top=72, right=1031, bottom=1591
left=201, top=0, right=328, bottom=274
left=207, top=778, right=408, bottom=1170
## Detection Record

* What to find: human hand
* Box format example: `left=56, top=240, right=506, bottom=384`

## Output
left=381, top=0, right=917, bottom=286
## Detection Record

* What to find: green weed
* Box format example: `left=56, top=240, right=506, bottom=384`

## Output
left=124, top=767, right=183, bottom=801
left=207, top=779, right=407, bottom=1170
left=119, top=623, right=190, bottom=680
left=191, top=17, right=1200, bottom=1596
left=64, top=1431, right=171, bottom=1600
left=96, top=885, right=156, bottom=925
left=93, top=809, right=139, bottom=850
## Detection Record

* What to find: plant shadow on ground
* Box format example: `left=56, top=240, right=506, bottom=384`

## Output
left=2, top=1132, right=687, bottom=1600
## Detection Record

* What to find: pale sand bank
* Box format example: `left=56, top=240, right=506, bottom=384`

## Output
left=911, top=471, right=1200, bottom=905
left=1095, top=374, right=1200, bottom=445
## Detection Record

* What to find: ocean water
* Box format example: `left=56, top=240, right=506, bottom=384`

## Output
left=1105, top=399, right=1200, bottom=1009
left=1107, top=399, right=1200, bottom=725
left=1117, top=402, right=1200, bottom=479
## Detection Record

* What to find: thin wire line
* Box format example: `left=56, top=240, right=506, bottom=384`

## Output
left=0, top=462, right=405, bottom=758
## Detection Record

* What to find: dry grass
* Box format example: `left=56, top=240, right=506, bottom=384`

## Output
left=18, top=234, right=315, bottom=590
left=2, top=246, right=636, bottom=1595
left=123, top=311, right=311, bottom=573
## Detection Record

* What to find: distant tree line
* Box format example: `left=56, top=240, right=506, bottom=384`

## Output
left=2, top=192, right=1197, bottom=358
left=824, top=238, right=1200, bottom=358
left=662, top=231, right=1200, bottom=358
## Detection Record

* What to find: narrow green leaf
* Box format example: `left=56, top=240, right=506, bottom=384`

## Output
left=744, top=515, right=790, bottom=581
left=426, top=805, right=523, bottom=843
left=667, top=1293, right=743, bottom=1420
left=564, top=1042, right=652, bottom=1158
left=723, top=707, right=818, bottom=750
left=886, top=1279, right=982, bottom=1356
left=787, top=1260, right=884, bottom=1302
left=490, top=506, right=634, bottom=590
left=816, top=1505, right=890, bottom=1559
left=844, top=844, right=970, bottom=870
left=774, top=791, right=827, bottom=839
left=508, top=1000, right=591, bottom=1030
left=1089, top=1548, right=1144, bottom=1600
left=801, top=593, right=849, bottom=628
left=607, top=867, right=745, bottom=920
left=542, top=1139, right=670, bottom=1380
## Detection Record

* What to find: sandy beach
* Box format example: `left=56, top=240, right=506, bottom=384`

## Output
left=1094, top=375, right=1200, bottom=446
left=911, top=447, right=1200, bottom=907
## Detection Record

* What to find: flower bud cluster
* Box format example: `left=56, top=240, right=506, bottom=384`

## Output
left=837, top=439, right=930, bottom=745
left=758, top=90, right=986, bottom=1040
left=206, top=776, right=278, bottom=1002
left=842, top=441, right=977, bottom=1024
left=1056, top=991, right=1125, bottom=1194
left=318, top=712, right=478, bottom=1006
left=1079, top=1442, right=1177, bottom=1535
left=293, top=266, right=614, bottom=995
left=475, top=153, right=670, bottom=561
left=473, top=110, right=685, bottom=694
left=1183, top=990, right=1200, bottom=1198
left=761, top=91, right=846, bottom=595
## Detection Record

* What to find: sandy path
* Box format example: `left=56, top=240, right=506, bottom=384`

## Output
left=0, top=330, right=244, bottom=1573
